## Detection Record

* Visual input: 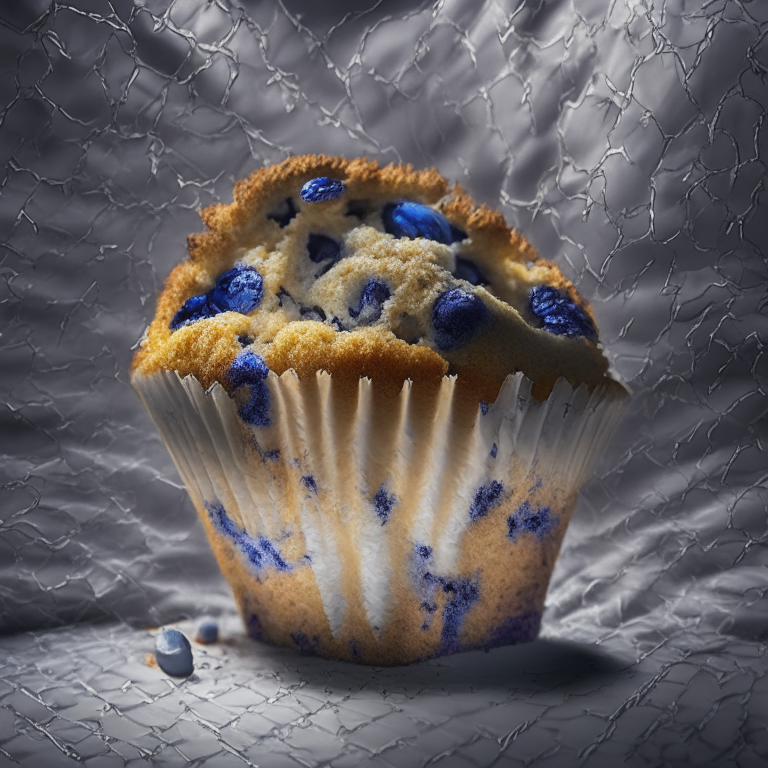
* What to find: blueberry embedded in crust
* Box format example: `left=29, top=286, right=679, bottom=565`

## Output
left=169, top=294, right=219, bottom=331
left=452, top=256, right=488, bottom=286
left=349, top=279, right=391, bottom=324
left=170, top=266, right=264, bottom=331
left=527, top=285, right=596, bottom=340
left=383, top=201, right=466, bottom=245
left=228, top=351, right=271, bottom=427
left=267, top=197, right=297, bottom=227
left=300, top=177, right=346, bottom=203
left=209, top=266, right=264, bottom=314
left=431, top=287, right=489, bottom=352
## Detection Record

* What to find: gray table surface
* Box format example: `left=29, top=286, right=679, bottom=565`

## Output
left=1, top=1, right=766, bottom=766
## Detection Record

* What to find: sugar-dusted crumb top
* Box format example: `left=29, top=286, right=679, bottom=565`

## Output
left=132, top=154, right=617, bottom=402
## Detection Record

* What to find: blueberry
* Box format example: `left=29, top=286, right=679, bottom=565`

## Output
left=345, top=199, right=370, bottom=219
left=228, top=350, right=269, bottom=390
left=209, top=266, right=264, bottom=314
left=300, top=177, right=345, bottom=203
left=195, top=620, right=219, bottom=645
left=468, top=480, right=505, bottom=522
left=350, top=279, right=391, bottom=323
left=307, top=234, right=342, bottom=266
left=228, top=352, right=271, bottom=427
left=267, top=197, right=297, bottom=227
left=453, top=256, right=488, bottom=286
left=155, top=629, right=194, bottom=677
left=170, top=294, right=219, bottom=331
left=300, top=305, right=327, bottom=322
left=237, top=334, right=253, bottom=347
left=383, top=202, right=466, bottom=245
left=528, top=286, right=596, bottom=340
left=432, top=288, right=488, bottom=352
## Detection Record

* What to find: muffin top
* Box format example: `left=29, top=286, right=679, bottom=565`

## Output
left=131, top=155, right=619, bottom=403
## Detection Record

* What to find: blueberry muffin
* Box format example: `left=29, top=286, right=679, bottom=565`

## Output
left=131, top=155, right=628, bottom=665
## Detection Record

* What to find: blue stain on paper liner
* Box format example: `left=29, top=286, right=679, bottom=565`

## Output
left=469, top=480, right=506, bottom=522
left=291, top=632, right=320, bottom=656
left=528, top=285, right=596, bottom=340
left=412, top=543, right=480, bottom=648
left=205, top=502, right=291, bottom=573
left=228, top=351, right=271, bottom=427
left=372, top=484, right=398, bottom=525
left=507, top=501, right=556, bottom=541
left=439, top=577, right=480, bottom=655
left=301, top=475, right=318, bottom=496
left=247, top=614, right=263, bottom=641
left=484, top=611, right=541, bottom=648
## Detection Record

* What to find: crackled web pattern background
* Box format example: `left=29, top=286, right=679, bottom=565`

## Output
left=1, top=0, right=767, bottom=766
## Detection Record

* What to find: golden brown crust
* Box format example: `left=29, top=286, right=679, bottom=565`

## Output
left=132, top=154, right=614, bottom=402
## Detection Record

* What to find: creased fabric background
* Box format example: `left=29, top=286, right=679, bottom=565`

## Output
left=1, top=1, right=767, bottom=766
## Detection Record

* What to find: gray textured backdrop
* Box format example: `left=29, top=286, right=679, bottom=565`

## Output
left=1, top=1, right=767, bottom=766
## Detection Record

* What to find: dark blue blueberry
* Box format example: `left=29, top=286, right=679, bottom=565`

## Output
left=267, top=197, right=297, bottom=227
left=195, top=620, right=219, bottom=645
left=228, top=351, right=269, bottom=390
left=345, top=199, right=370, bottom=219
left=528, top=285, right=596, bottom=340
left=205, top=503, right=291, bottom=572
left=209, top=266, right=264, bottom=315
left=479, top=401, right=490, bottom=416
left=485, top=611, right=541, bottom=648
left=382, top=202, right=466, bottom=245
left=453, top=256, right=488, bottom=286
left=307, top=233, right=342, bottom=265
left=432, top=288, right=488, bottom=352
left=276, top=286, right=294, bottom=307
left=170, top=293, right=219, bottom=331
left=372, top=484, right=398, bottom=526
left=300, top=177, right=345, bottom=203
left=439, top=577, right=480, bottom=654
left=468, top=480, right=505, bottom=522
left=507, top=501, right=555, bottom=541
left=490, top=443, right=498, bottom=459
left=301, top=475, right=318, bottom=495
left=291, top=632, right=320, bottom=655
left=237, top=334, right=253, bottom=347
left=155, top=629, right=194, bottom=677
left=330, top=316, right=346, bottom=332
left=247, top=614, right=263, bottom=640
left=349, top=279, right=391, bottom=323
left=300, top=305, right=327, bottom=322
left=228, top=352, right=271, bottom=427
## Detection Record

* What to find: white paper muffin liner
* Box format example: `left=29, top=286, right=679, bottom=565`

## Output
left=132, top=368, right=628, bottom=665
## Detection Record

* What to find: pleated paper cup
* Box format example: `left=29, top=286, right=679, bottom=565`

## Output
left=132, top=368, right=627, bottom=666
